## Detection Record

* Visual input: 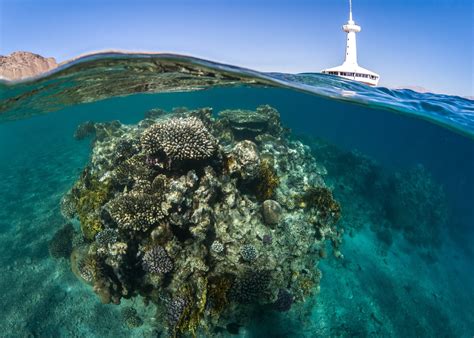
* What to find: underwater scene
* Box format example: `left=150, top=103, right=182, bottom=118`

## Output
left=0, top=54, right=473, bottom=337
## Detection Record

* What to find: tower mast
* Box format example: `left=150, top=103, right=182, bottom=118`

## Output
left=342, top=0, right=361, bottom=66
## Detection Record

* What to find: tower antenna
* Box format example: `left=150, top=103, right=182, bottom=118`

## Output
left=349, top=0, right=353, bottom=22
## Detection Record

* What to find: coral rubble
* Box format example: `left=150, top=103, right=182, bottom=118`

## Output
left=60, top=105, right=342, bottom=335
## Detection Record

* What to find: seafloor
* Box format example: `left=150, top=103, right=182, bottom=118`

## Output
left=0, top=90, right=473, bottom=337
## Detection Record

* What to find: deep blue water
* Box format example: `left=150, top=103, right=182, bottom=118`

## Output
left=0, top=54, right=473, bottom=337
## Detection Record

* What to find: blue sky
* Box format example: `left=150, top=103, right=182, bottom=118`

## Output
left=0, top=0, right=472, bottom=96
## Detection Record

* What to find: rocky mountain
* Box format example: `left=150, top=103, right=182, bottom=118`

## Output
left=0, top=51, right=57, bottom=80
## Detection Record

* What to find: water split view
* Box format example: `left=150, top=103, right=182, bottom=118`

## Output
left=0, top=54, right=473, bottom=337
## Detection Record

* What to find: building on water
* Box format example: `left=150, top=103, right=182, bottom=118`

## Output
left=322, top=0, right=380, bottom=86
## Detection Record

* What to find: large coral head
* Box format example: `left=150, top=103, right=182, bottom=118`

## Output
left=141, top=117, right=217, bottom=163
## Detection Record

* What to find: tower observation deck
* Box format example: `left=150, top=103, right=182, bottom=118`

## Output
left=322, top=0, right=380, bottom=86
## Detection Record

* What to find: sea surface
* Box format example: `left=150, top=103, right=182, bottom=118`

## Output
left=0, top=53, right=473, bottom=337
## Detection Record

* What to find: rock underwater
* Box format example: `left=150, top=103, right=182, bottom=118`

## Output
left=60, top=104, right=343, bottom=336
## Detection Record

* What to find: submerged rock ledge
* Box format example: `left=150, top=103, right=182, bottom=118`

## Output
left=56, top=105, right=343, bottom=336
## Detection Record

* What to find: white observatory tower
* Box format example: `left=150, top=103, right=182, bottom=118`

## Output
left=322, top=0, right=380, bottom=86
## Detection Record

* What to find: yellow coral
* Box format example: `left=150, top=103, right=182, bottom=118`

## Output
left=295, top=186, right=341, bottom=222
left=73, top=172, right=113, bottom=240
left=299, top=277, right=315, bottom=297
left=207, top=275, right=232, bottom=316
left=256, top=159, right=279, bottom=201
left=175, top=278, right=209, bottom=337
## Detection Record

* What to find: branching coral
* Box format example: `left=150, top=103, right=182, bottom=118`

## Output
left=95, top=228, right=118, bottom=246
left=142, top=245, right=174, bottom=274
left=166, top=296, right=188, bottom=329
left=210, top=240, right=224, bottom=254
left=229, top=270, right=271, bottom=304
left=106, top=192, right=165, bottom=232
left=141, top=117, right=217, bottom=163
left=114, top=154, right=156, bottom=186
left=71, top=247, right=99, bottom=284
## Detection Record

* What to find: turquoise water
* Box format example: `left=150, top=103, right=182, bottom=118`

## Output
left=0, top=54, right=473, bottom=337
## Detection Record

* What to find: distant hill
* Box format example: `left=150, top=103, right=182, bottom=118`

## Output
left=0, top=51, right=57, bottom=80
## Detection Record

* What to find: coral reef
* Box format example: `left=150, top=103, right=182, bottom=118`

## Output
left=61, top=168, right=114, bottom=240
left=385, top=164, right=447, bottom=247
left=166, top=296, right=187, bottom=329
left=60, top=105, right=342, bottom=335
left=262, top=234, right=273, bottom=245
left=303, top=136, right=448, bottom=250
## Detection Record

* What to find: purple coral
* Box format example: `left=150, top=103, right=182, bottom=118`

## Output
left=166, top=296, right=187, bottom=328
left=142, top=245, right=173, bottom=274
left=262, top=234, right=273, bottom=245
left=273, top=289, right=293, bottom=312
